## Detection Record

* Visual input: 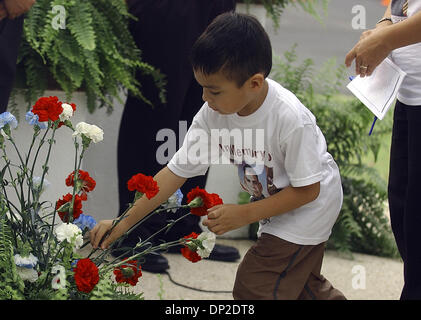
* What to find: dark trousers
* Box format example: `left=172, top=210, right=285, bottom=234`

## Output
left=117, top=0, right=236, bottom=247
left=388, top=100, right=421, bottom=300
left=0, top=17, right=24, bottom=113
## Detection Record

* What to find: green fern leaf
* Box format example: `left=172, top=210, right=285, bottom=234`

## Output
left=90, top=272, right=115, bottom=300
left=0, top=213, right=25, bottom=299
left=67, top=2, right=96, bottom=51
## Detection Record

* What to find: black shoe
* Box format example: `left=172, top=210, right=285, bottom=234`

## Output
left=167, top=243, right=240, bottom=262
left=206, top=244, right=240, bottom=262
left=111, top=247, right=170, bottom=274
left=140, top=253, right=169, bottom=273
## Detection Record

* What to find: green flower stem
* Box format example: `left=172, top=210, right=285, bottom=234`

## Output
left=92, top=201, right=187, bottom=256
left=7, top=137, right=28, bottom=216
left=138, top=211, right=192, bottom=248
left=8, top=129, right=40, bottom=212
left=25, top=129, right=41, bottom=203
left=8, top=135, right=26, bottom=175
left=101, top=210, right=193, bottom=268
left=30, top=124, right=54, bottom=208
left=24, top=127, right=40, bottom=169
left=92, top=198, right=199, bottom=266
left=99, top=203, right=190, bottom=255
left=0, top=184, right=19, bottom=214
left=100, top=239, right=189, bottom=275
left=31, top=123, right=58, bottom=264
left=24, top=125, right=56, bottom=266
left=126, top=204, right=191, bottom=234
left=69, top=138, right=81, bottom=222
left=37, top=123, right=57, bottom=203
left=43, top=203, right=59, bottom=272
left=39, top=241, right=66, bottom=288
left=29, top=126, right=50, bottom=191
left=0, top=147, right=23, bottom=209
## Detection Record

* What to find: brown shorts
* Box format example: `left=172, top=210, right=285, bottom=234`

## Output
left=233, top=233, right=346, bottom=300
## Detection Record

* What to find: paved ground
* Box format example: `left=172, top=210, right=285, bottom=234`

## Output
left=266, top=0, right=384, bottom=67
left=132, top=238, right=404, bottom=300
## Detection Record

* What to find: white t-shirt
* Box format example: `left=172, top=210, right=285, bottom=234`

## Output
left=168, top=79, right=343, bottom=245
left=390, top=0, right=421, bottom=106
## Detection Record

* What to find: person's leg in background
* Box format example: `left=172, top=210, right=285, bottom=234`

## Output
left=388, top=101, right=408, bottom=266
left=0, top=17, right=24, bottom=113
left=397, top=102, right=421, bottom=300
left=117, top=0, right=238, bottom=273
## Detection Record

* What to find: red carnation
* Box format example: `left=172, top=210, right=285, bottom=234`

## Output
left=113, top=260, right=142, bottom=286
left=186, top=187, right=223, bottom=216
left=66, top=170, right=96, bottom=195
left=209, top=193, right=223, bottom=206
left=56, top=193, right=83, bottom=222
left=31, top=96, right=63, bottom=122
left=180, top=232, right=201, bottom=263
left=127, top=173, right=159, bottom=200
left=73, top=258, right=99, bottom=293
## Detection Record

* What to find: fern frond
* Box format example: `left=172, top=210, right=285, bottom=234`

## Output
left=90, top=272, right=115, bottom=300
left=67, top=2, right=96, bottom=51
left=23, top=0, right=50, bottom=54
left=0, top=214, right=25, bottom=299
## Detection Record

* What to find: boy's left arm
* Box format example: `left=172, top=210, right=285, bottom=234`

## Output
left=203, top=182, right=320, bottom=235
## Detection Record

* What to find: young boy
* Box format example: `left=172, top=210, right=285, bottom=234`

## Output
left=90, top=12, right=345, bottom=300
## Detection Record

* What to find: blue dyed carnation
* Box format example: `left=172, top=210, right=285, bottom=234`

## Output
left=161, top=189, right=184, bottom=212
left=0, top=112, right=18, bottom=129
left=73, top=214, right=97, bottom=231
left=25, top=111, right=47, bottom=129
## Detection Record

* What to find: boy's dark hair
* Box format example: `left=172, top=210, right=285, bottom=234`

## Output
left=191, top=12, right=272, bottom=87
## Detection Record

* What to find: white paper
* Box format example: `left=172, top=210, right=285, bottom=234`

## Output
left=346, top=58, right=406, bottom=120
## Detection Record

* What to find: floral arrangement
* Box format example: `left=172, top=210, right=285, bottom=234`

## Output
left=0, top=97, right=221, bottom=300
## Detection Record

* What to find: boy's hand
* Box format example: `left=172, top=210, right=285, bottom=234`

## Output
left=203, top=204, right=248, bottom=235
left=3, top=0, right=36, bottom=19
left=90, top=218, right=130, bottom=249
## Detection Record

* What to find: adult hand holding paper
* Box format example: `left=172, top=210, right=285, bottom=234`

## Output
left=346, top=57, right=406, bottom=120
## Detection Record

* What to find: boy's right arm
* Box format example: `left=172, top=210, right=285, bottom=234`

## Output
left=90, top=166, right=187, bottom=249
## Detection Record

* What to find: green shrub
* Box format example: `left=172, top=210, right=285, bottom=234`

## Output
left=270, top=45, right=399, bottom=259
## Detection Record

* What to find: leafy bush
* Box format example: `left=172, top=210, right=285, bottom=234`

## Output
left=270, top=46, right=399, bottom=259
left=11, top=0, right=166, bottom=113
left=238, top=0, right=329, bottom=28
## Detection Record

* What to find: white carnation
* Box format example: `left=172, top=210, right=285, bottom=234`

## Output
left=72, top=122, right=103, bottom=143
left=32, top=176, right=50, bottom=194
left=196, top=232, right=216, bottom=258
left=17, top=266, right=38, bottom=283
left=54, top=223, right=83, bottom=249
left=51, top=265, right=67, bottom=290
left=59, top=103, right=74, bottom=121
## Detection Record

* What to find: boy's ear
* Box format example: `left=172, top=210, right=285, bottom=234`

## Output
left=248, top=73, right=265, bottom=90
